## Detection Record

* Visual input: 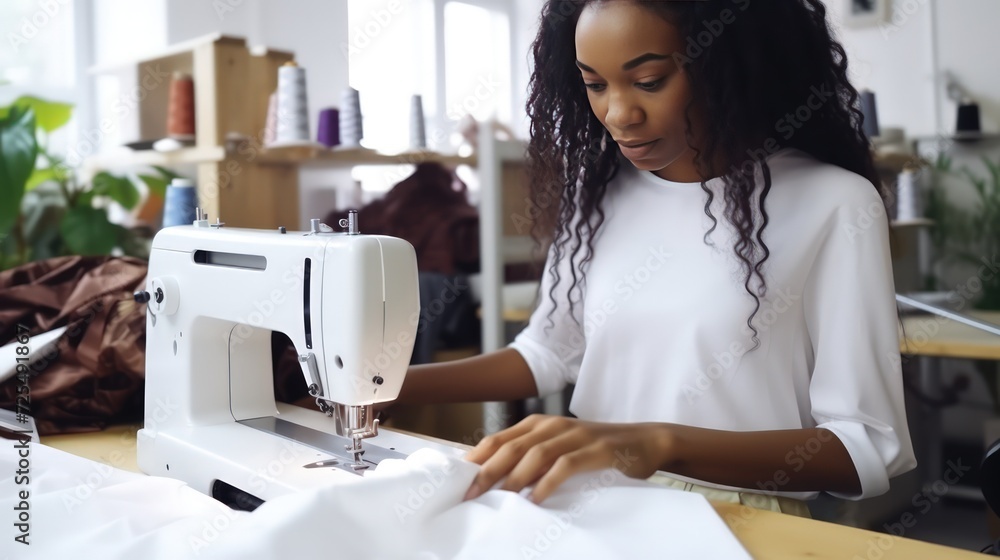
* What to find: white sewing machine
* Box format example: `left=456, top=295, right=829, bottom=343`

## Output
left=134, top=211, right=461, bottom=510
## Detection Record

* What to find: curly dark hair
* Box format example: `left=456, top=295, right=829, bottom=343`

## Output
left=526, top=0, right=884, bottom=347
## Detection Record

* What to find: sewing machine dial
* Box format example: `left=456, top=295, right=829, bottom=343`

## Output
left=138, top=276, right=180, bottom=316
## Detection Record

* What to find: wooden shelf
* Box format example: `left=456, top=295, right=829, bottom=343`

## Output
left=891, top=218, right=934, bottom=227
left=84, top=146, right=226, bottom=170
left=255, top=145, right=477, bottom=167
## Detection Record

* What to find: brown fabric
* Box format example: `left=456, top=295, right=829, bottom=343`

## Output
left=0, top=256, right=148, bottom=436
left=327, top=162, right=480, bottom=275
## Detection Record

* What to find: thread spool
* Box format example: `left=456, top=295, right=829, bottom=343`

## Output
left=895, top=165, right=923, bottom=223
left=272, top=61, right=315, bottom=147
left=339, top=87, right=363, bottom=147
left=859, top=89, right=880, bottom=140
left=317, top=108, right=340, bottom=147
left=409, top=94, right=426, bottom=150
left=264, top=91, right=278, bottom=146
left=167, top=72, right=195, bottom=141
left=956, top=100, right=982, bottom=140
left=162, top=178, right=199, bottom=227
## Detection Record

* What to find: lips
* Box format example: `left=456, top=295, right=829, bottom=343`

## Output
left=616, top=138, right=658, bottom=160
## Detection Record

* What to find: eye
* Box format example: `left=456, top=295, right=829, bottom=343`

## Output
left=584, top=82, right=606, bottom=92
left=636, top=79, right=663, bottom=92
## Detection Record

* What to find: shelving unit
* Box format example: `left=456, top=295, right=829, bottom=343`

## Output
left=86, top=34, right=299, bottom=229
left=255, top=145, right=476, bottom=168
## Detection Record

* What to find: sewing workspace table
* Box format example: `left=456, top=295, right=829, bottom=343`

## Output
left=41, top=425, right=983, bottom=559
left=899, top=310, right=1000, bottom=360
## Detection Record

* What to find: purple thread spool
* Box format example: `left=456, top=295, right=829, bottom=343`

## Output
left=317, top=108, right=340, bottom=147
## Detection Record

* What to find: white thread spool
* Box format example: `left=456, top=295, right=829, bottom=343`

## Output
left=896, top=166, right=923, bottom=222
left=273, top=61, right=312, bottom=146
left=409, top=94, right=427, bottom=150
left=339, top=87, right=363, bottom=147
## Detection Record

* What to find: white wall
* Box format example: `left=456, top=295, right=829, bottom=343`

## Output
left=933, top=0, right=1000, bottom=135
left=164, top=0, right=350, bottom=140
left=824, top=0, right=1000, bottom=137
left=91, top=0, right=168, bottom=67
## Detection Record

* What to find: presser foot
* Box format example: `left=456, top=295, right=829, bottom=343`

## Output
left=347, top=438, right=368, bottom=470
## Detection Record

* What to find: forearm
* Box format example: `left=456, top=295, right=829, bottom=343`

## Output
left=394, top=347, right=540, bottom=405
left=658, top=424, right=861, bottom=495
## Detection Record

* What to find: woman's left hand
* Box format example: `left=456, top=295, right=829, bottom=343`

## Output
left=462, top=414, right=674, bottom=504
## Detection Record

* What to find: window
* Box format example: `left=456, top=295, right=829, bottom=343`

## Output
left=1, top=0, right=84, bottom=156
left=347, top=0, right=513, bottom=197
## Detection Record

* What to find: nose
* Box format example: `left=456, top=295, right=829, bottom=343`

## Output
left=604, top=89, right=644, bottom=131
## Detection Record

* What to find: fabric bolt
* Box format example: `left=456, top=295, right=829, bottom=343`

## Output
left=509, top=148, right=917, bottom=501
left=1, top=443, right=751, bottom=559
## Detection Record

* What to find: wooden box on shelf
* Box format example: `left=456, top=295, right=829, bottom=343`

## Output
left=87, top=34, right=299, bottom=229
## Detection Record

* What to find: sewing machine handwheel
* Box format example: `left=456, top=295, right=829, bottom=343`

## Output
left=146, top=277, right=180, bottom=316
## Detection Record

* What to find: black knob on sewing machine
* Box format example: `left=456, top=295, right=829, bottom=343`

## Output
left=133, top=288, right=164, bottom=305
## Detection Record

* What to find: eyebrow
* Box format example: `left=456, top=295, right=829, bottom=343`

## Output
left=576, top=52, right=671, bottom=74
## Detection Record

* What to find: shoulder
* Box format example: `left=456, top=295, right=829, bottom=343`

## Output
left=765, top=148, right=884, bottom=221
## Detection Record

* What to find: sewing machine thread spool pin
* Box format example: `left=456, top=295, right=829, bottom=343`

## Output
left=339, top=210, right=359, bottom=235
left=193, top=207, right=209, bottom=228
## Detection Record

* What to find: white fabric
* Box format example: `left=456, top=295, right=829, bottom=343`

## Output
left=1, top=443, right=750, bottom=559
left=509, top=148, right=917, bottom=500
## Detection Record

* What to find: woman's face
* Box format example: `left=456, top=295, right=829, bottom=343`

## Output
left=575, top=1, right=703, bottom=182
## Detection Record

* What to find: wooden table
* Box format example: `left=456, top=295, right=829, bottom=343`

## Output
left=42, top=425, right=984, bottom=559
left=900, top=310, right=1000, bottom=360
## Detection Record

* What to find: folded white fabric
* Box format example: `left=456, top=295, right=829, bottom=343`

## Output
left=1, top=443, right=750, bottom=559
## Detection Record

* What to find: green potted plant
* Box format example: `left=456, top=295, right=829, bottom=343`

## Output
left=925, top=153, right=1000, bottom=311
left=0, top=95, right=175, bottom=270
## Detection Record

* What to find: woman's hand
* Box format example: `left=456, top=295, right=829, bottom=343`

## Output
left=462, top=414, right=674, bottom=504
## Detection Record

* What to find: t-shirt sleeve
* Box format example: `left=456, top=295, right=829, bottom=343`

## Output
left=508, top=246, right=586, bottom=398
left=804, top=180, right=918, bottom=500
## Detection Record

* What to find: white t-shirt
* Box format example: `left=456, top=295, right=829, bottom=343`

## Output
left=509, top=148, right=916, bottom=500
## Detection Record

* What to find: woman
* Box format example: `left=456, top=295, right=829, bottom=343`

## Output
left=394, top=0, right=915, bottom=515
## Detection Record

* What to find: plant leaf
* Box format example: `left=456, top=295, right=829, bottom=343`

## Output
left=13, top=95, right=73, bottom=133
left=25, top=166, right=62, bottom=190
left=91, top=171, right=140, bottom=210
left=138, top=174, right=169, bottom=197
left=60, top=206, right=119, bottom=255
left=0, top=105, right=38, bottom=235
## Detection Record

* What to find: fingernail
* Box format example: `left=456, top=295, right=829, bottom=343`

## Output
left=463, top=483, right=481, bottom=501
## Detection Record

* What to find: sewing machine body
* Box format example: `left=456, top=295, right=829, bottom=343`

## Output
left=136, top=220, right=461, bottom=506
